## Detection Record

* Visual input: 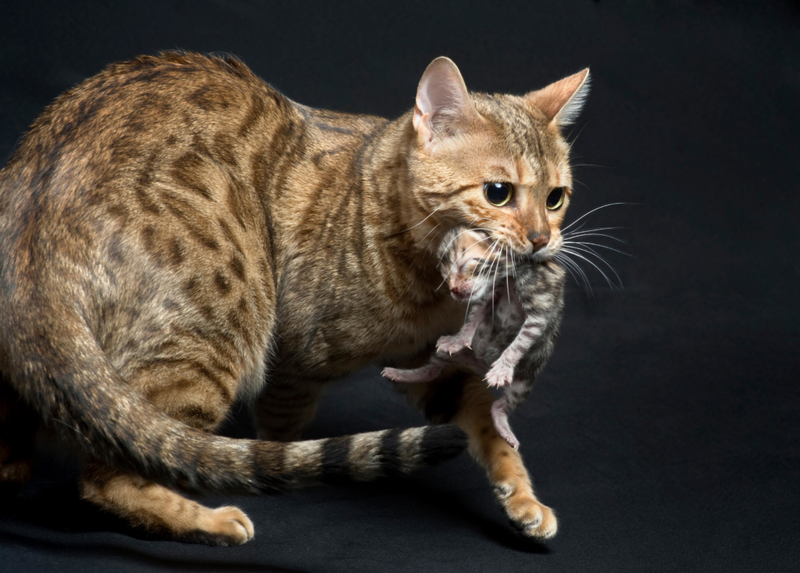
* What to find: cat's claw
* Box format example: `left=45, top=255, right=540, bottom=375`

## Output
left=485, top=363, right=514, bottom=388
left=436, top=334, right=471, bottom=356
left=381, top=367, right=404, bottom=381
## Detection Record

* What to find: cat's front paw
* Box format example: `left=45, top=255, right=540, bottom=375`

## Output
left=436, top=334, right=471, bottom=355
left=498, top=486, right=558, bottom=540
left=485, top=362, right=514, bottom=388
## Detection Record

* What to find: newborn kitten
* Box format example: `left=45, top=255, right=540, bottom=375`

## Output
left=383, top=227, right=566, bottom=449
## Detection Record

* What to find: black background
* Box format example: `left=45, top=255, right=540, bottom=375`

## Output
left=1, top=1, right=799, bottom=572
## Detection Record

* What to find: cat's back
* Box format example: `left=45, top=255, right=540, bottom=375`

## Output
left=0, top=52, right=294, bottom=226
left=0, top=53, right=298, bottom=360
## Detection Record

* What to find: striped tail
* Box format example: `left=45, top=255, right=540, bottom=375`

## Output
left=257, top=426, right=467, bottom=490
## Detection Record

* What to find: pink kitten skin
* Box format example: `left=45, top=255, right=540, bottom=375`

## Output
left=383, top=228, right=566, bottom=450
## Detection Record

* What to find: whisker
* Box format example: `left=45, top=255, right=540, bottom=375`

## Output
left=566, top=120, right=590, bottom=147
left=390, top=206, right=442, bottom=236
left=554, top=254, right=582, bottom=288
left=561, top=202, right=638, bottom=233
left=560, top=247, right=620, bottom=290
left=563, top=239, right=631, bottom=257
left=505, top=246, right=511, bottom=305
left=563, top=244, right=624, bottom=288
left=563, top=225, right=628, bottom=239
left=466, top=239, right=499, bottom=320
left=491, top=244, right=503, bottom=322
left=555, top=252, right=594, bottom=296
left=421, top=221, right=443, bottom=250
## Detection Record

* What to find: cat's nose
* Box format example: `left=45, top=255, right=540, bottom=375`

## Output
left=528, top=232, right=550, bottom=252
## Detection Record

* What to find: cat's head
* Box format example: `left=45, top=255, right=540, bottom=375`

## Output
left=408, top=57, right=589, bottom=264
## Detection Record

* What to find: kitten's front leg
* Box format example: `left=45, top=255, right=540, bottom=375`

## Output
left=485, top=316, right=546, bottom=388
left=436, top=299, right=490, bottom=355
left=400, top=371, right=557, bottom=539
left=382, top=360, right=446, bottom=384
left=383, top=349, right=486, bottom=383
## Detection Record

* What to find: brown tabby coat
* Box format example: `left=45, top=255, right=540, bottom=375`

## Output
left=0, top=52, right=589, bottom=544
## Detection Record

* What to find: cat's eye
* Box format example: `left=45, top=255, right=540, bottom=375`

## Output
left=546, top=187, right=566, bottom=210
left=484, top=182, right=513, bottom=207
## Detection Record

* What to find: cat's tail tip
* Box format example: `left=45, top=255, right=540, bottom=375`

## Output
left=343, top=424, right=467, bottom=480
left=415, top=423, right=468, bottom=467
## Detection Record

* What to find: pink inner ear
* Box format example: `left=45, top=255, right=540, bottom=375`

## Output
left=414, top=57, right=474, bottom=139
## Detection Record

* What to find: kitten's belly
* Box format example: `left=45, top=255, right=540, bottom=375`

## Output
left=472, top=297, right=525, bottom=365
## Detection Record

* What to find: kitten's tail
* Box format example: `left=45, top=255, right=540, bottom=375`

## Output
left=3, top=310, right=465, bottom=495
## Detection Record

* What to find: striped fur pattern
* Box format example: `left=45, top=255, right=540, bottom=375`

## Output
left=383, top=227, right=566, bottom=450
left=0, top=52, right=588, bottom=543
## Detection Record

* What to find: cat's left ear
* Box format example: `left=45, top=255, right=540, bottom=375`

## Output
left=525, top=68, right=590, bottom=128
left=414, top=57, right=478, bottom=147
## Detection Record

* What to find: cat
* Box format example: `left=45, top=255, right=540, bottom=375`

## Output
left=382, top=227, right=566, bottom=450
left=0, top=51, right=589, bottom=544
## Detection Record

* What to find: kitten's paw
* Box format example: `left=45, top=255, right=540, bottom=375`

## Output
left=496, top=485, right=558, bottom=540
left=196, top=506, right=255, bottom=546
left=499, top=430, right=520, bottom=451
left=436, top=334, right=470, bottom=355
left=485, top=363, right=514, bottom=388
left=381, top=367, right=404, bottom=381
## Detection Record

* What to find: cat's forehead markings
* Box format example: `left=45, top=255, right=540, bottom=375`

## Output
left=514, top=158, right=538, bottom=187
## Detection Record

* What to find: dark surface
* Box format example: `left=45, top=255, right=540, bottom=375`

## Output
left=1, top=1, right=799, bottom=571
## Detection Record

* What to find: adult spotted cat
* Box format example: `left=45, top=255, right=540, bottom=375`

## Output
left=0, top=52, right=588, bottom=543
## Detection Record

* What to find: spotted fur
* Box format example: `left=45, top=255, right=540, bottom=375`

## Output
left=0, top=52, right=588, bottom=543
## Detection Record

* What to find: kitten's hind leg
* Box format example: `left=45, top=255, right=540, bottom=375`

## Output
left=490, top=397, right=519, bottom=450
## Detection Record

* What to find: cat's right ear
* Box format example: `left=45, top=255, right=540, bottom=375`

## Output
left=414, top=57, right=476, bottom=148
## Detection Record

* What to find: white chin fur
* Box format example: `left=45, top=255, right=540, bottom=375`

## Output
left=530, top=240, right=561, bottom=262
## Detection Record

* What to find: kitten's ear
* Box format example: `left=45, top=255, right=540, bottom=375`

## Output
left=414, top=57, right=476, bottom=146
left=525, top=68, right=590, bottom=127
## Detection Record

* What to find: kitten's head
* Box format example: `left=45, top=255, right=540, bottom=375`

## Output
left=408, top=57, right=589, bottom=263
left=437, top=227, right=504, bottom=302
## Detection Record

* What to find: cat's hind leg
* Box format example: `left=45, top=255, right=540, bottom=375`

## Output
left=79, top=354, right=254, bottom=545
left=81, top=463, right=254, bottom=545
left=253, top=372, right=326, bottom=442
left=400, top=370, right=557, bottom=539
